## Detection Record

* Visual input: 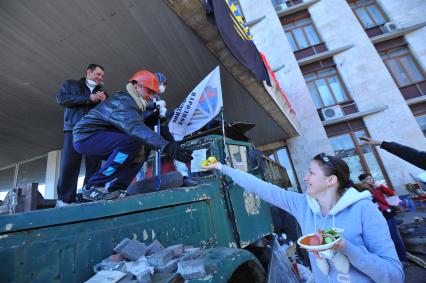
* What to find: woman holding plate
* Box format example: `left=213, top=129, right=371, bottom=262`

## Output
left=202, top=153, right=403, bottom=283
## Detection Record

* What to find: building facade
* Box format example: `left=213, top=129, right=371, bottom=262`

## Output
left=238, top=0, right=426, bottom=193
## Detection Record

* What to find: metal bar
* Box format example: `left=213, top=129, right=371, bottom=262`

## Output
left=155, top=115, right=162, bottom=191
left=24, top=183, right=38, bottom=212
left=12, top=164, right=19, bottom=188
left=220, top=107, right=241, bottom=248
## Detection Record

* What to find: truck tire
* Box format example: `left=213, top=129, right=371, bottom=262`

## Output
left=228, top=260, right=266, bottom=283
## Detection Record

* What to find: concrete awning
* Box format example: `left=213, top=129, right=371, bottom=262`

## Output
left=0, top=0, right=298, bottom=168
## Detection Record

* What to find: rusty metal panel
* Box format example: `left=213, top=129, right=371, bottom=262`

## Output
left=228, top=184, right=274, bottom=248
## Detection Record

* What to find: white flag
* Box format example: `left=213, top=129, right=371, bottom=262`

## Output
left=169, top=66, right=223, bottom=141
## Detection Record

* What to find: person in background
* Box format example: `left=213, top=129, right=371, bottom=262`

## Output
left=73, top=70, right=193, bottom=201
left=358, top=173, right=408, bottom=266
left=360, top=136, right=426, bottom=170
left=55, top=64, right=105, bottom=206
left=202, top=153, right=403, bottom=283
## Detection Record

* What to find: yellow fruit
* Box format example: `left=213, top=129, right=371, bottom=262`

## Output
left=207, top=156, right=217, bottom=164
left=201, top=160, right=209, bottom=166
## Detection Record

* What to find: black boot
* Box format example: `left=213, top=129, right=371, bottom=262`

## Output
left=183, top=177, right=198, bottom=187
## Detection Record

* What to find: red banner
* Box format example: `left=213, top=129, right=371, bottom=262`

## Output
left=259, top=52, right=295, bottom=114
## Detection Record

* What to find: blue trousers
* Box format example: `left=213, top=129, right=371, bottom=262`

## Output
left=57, top=132, right=100, bottom=203
left=387, top=217, right=408, bottom=263
left=74, top=131, right=144, bottom=189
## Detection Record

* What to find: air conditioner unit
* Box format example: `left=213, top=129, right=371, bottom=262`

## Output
left=321, top=105, right=344, bottom=121
left=274, top=3, right=287, bottom=11
left=382, top=22, right=397, bottom=33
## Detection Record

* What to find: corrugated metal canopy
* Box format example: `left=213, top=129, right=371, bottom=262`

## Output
left=0, top=0, right=288, bottom=168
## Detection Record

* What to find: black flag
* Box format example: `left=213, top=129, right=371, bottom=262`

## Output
left=206, top=0, right=271, bottom=85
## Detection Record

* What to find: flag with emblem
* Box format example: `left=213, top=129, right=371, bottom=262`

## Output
left=168, top=66, right=223, bottom=141
left=205, top=0, right=270, bottom=84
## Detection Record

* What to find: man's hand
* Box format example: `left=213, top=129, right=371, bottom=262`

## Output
left=359, top=136, right=382, bottom=146
left=96, top=91, right=106, bottom=102
left=164, top=142, right=193, bottom=163
left=89, top=93, right=101, bottom=103
left=201, top=162, right=222, bottom=171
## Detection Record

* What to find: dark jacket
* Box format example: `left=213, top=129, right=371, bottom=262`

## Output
left=381, top=141, right=426, bottom=170
left=56, top=78, right=102, bottom=131
left=73, top=92, right=168, bottom=151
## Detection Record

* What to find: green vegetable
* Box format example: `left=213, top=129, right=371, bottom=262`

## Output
left=324, top=237, right=333, bottom=244
left=324, top=228, right=336, bottom=235
left=334, top=233, right=341, bottom=239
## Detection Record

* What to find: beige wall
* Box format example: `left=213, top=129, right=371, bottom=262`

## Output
left=310, top=0, right=426, bottom=192
left=240, top=0, right=333, bottom=192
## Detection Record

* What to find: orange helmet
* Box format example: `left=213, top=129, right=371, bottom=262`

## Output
left=129, top=70, right=159, bottom=93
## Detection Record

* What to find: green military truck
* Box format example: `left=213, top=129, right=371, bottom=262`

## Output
left=0, top=125, right=294, bottom=282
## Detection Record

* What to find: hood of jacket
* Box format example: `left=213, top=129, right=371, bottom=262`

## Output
left=306, top=188, right=371, bottom=216
left=306, top=188, right=371, bottom=231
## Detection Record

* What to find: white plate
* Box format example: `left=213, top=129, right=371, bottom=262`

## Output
left=297, top=229, right=343, bottom=251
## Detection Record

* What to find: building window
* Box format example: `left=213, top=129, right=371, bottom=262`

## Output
left=271, top=0, right=285, bottom=5
left=415, top=113, right=426, bottom=137
left=329, top=129, right=387, bottom=185
left=0, top=155, right=48, bottom=201
left=283, top=17, right=320, bottom=52
left=272, top=0, right=304, bottom=8
left=380, top=47, right=425, bottom=88
left=267, top=147, right=300, bottom=192
left=304, top=68, right=349, bottom=109
left=349, top=0, right=386, bottom=29
left=0, top=166, right=15, bottom=201
left=16, top=156, right=47, bottom=196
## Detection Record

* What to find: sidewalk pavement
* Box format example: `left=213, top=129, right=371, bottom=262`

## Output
left=395, top=210, right=426, bottom=283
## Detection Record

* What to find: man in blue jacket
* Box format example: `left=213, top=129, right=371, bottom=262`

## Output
left=56, top=64, right=106, bottom=205
left=73, top=70, right=193, bottom=201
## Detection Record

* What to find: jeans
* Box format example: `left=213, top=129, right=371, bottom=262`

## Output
left=387, top=217, right=408, bottom=263
left=57, top=132, right=100, bottom=203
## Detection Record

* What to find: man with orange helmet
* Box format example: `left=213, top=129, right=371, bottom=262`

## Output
left=72, top=70, right=193, bottom=201
left=142, top=72, right=198, bottom=187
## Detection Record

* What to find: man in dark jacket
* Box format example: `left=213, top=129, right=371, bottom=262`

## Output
left=360, top=136, right=426, bottom=170
left=56, top=64, right=106, bottom=205
left=73, top=70, right=193, bottom=201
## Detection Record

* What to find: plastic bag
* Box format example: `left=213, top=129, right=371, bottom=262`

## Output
left=297, top=263, right=314, bottom=283
left=385, top=195, right=401, bottom=206
left=267, top=235, right=301, bottom=283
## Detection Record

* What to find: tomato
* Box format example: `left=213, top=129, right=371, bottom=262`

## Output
left=308, top=235, right=323, bottom=245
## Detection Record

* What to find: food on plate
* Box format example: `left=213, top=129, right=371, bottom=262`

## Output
left=299, top=228, right=341, bottom=246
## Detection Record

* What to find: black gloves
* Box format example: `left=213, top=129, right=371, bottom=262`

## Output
left=160, top=125, right=175, bottom=142
left=164, top=142, right=193, bottom=163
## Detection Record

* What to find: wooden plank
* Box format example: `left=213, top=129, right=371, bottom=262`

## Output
left=24, top=183, right=38, bottom=212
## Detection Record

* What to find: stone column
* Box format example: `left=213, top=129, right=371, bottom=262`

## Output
left=44, top=150, right=61, bottom=199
